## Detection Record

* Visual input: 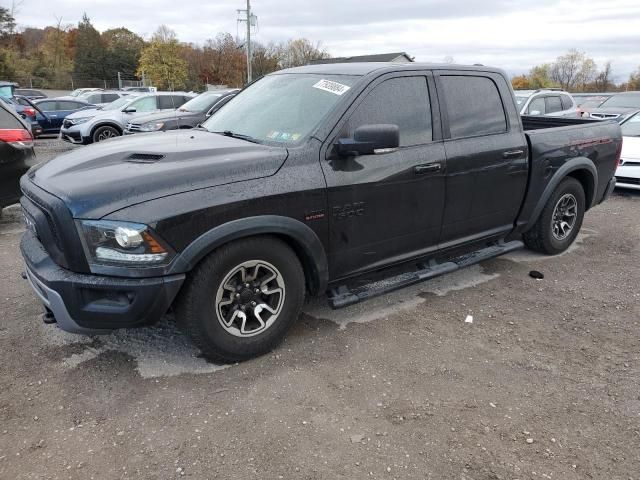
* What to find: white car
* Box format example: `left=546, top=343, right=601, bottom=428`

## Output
left=616, top=110, right=640, bottom=190
left=59, top=92, right=195, bottom=144
left=514, top=89, right=580, bottom=117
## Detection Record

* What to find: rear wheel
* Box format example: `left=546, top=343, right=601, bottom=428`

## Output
left=176, top=236, right=305, bottom=363
left=523, top=177, right=585, bottom=255
left=92, top=125, right=120, bottom=143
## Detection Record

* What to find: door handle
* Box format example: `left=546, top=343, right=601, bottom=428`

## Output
left=503, top=149, right=524, bottom=159
left=414, top=163, right=441, bottom=174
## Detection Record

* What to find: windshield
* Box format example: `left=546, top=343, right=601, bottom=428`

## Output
left=515, top=96, right=528, bottom=109
left=180, top=92, right=223, bottom=112
left=69, top=89, right=83, bottom=97
left=600, top=94, right=640, bottom=109
left=202, top=74, right=359, bottom=143
left=621, top=112, right=640, bottom=137
left=0, top=85, right=14, bottom=98
left=103, top=96, right=132, bottom=111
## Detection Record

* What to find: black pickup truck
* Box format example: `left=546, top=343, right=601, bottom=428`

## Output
left=20, top=63, right=621, bottom=362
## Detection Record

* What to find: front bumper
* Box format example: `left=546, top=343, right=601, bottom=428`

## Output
left=59, top=125, right=90, bottom=145
left=21, top=230, right=185, bottom=334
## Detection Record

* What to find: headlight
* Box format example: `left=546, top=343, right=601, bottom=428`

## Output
left=76, top=220, right=175, bottom=267
left=139, top=122, right=164, bottom=132
left=69, top=117, right=91, bottom=125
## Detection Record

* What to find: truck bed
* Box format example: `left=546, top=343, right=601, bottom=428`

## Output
left=521, top=115, right=602, bottom=131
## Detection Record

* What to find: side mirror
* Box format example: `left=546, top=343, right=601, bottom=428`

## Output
left=335, top=124, right=400, bottom=156
left=123, top=107, right=136, bottom=113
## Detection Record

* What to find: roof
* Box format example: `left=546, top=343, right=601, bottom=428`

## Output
left=310, top=52, right=414, bottom=65
left=275, top=62, right=505, bottom=77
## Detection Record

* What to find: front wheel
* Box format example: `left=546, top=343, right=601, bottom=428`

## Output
left=176, top=236, right=305, bottom=363
left=92, top=125, right=120, bottom=143
left=523, top=177, right=585, bottom=255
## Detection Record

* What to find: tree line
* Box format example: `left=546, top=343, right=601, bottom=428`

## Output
left=511, top=49, right=640, bottom=92
left=0, top=8, right=330, bottom=90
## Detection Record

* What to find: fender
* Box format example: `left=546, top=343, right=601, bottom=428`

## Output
left=168, top=215, right=329, bottom=295
left=526, top=157, right=597, bottom=231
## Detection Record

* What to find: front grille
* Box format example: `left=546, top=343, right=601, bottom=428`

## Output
left=126, top=123, right=142, bottom=132
left=20, top=178, right=90, bottom=273
left=619, top=160, right=640, bottom=167
left=22, top=185, right=64, bottom=252
left=590, top=113, right=620, bottom=120
left=616, top=176, right=640, bottom=185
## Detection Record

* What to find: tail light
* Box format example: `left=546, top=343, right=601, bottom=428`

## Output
left=0, top=128, right=34, bottom=148
left=23, top=107, right=36, bottom=119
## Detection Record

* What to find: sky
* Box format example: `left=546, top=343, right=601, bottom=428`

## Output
left=13, top=0, right=640, bottom=81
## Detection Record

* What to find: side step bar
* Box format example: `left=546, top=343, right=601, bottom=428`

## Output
left=327, top=240, right=523, bottom=309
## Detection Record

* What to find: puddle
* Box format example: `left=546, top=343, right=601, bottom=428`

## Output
left=504, top=229, right=595, bottom=263
left=42, top=317, right=230, bottom=378
left=304, top=264, right=500, bottom=329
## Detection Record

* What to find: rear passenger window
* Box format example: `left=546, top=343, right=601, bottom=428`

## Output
left=560, top=94, right=574, bottom=110
left=102, top=93, right=119, bottom=103
left=440, top=76, right=507, bottom=138
left=346, top=76, right=432, bottom=146
left=159, top=96, right=180, bottom=109
left=545, top=96, right=562, bottom=113
left=37, top=101, right=56, bottom=111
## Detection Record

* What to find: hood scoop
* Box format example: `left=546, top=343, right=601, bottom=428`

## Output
left=125, top=153, right=165, bottom=163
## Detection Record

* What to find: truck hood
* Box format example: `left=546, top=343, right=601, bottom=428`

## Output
left=28, top=129, right=288, bottom=219
left=66, top=107, right=103, bottom=120
left=129, top=110, right=199, bottom=126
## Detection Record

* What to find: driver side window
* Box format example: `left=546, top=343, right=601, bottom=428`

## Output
left=345, top=76, right=432, bottom=147
left=131, top=96, right=158, bottom=112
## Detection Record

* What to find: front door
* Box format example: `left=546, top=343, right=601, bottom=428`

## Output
left=321, top=73, right=446, bottom=280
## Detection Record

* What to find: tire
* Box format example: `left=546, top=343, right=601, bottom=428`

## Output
left=523, top=177, right=585, bottom=255
left=92, top=125, right=120, bottom=143
left=176, top=236, right=305, bottom=363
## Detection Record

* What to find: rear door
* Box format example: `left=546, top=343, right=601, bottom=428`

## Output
left=35, top=100, right=58, bottom=132
left=321, top=72, right=446, bottom=279
left=435, top=71, right=528, bottom=247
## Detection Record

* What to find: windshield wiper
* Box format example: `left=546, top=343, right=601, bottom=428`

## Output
left=213, top=130, right=261, bottom=144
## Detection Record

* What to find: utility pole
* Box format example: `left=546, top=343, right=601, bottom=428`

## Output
left=246, top=0, right=252, bottom=84
left=237, top=1, right=257, bottom=84
left=117, top=71, right=122, bottom=90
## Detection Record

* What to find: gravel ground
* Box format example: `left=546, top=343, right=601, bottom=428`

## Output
left=0, top=139, right=639, bottom=479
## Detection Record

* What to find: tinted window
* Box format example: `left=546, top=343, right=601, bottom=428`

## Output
left=131, top=96, right=158, bottom=112
left=560, top=94, right=574, bottom=110
left=0, top=107, right=24, bottom=129
left=441, top=75, right=507, bottom=138
left=37, top=101, right=57, bottom=111
left=85, top=94, right=101, bottom=104
left=57, top=101, right=82, bottom=110
left=528, top=97, right=546, bottom=115
left=346, top=76, right=432, bottom=146
left=545, top=96, right=562, bottom=113
left=102, top=93, right=120, bottom=103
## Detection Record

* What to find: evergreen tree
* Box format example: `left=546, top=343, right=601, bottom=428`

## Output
left=73, top=14, right=106, bottom=85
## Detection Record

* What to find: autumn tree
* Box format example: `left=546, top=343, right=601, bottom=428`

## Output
left=528, top=64, right=557, bottom=89
left=277, top=38, right=329, bottom=68
left=251, top=42, right=280, bottom=77
left=628, top=67, right=640, bottom=91
left=137, top=26, right=188, bottom=90
left=511, top=75, right=530, bottom=90
left=102, top=27, right=144, bottom=80
left=593, top=61, right=613, bottom=91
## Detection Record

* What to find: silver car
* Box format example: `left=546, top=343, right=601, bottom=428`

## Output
left=514, top=89, right=579, bottom=117
left=59, top=92, right=196, bottom=144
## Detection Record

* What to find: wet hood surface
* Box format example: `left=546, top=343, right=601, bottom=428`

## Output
left=29, top=129, right=288, bottom=219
